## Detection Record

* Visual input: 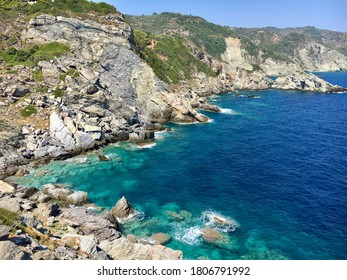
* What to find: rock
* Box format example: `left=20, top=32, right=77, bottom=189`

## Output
left=151, top=233, right=171, bottom=245
left=61, top=208, right=121, bottom=242
left=272, top=72, right=347, bottom=93
left=84, top=125, right=101, bottom=133
left=0, top=197, right=22, bottom=213
left=29, top=14, right=56, bottom=26
left=32, top=250, right=56, bottom=260
left=110, top=196, right=135, bottom=219
left=12, top=87, right=30, bottom=98
left=98, top=155, right=109, bottom=161
left=43, top=184, right=73, bottom=201
left=33, top=203, right=60, bottom=222
left=20, top=214, right=41, bottom=228
left=126, top=234, right=139, bottom=244
left=15, top=186, right=38, bottom=199
left=0, top=180, right=15, bottom=193
left=100, top=237, right=182, bottom=260
left=62, top=234, right=97, bottom=255
left=76, top=131, right=95, bottom=150
left=55, top=245, right=78, bottom=260
left=201, top=227, right=222, bottom=242
left=66, top=191, right=88, bottom=206
left=0, top=241, right=23, bottom=260
left=81, top=105, right=107, bottom=118
left=0, top=225, right=11, bottom=240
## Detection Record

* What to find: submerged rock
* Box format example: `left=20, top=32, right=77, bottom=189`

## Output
left=111, top=196, right=135, bottom=219
left=201, top=227, right=222, bottom=242
left=151, top=233, right=171, bottom=245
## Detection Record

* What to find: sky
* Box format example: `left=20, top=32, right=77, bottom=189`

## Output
left=98, top=0, right=347, bottom=32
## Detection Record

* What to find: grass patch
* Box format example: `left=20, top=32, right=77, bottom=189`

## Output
left=3, top=42, right=69, bottom=66
left=59, top=68, right=78, bottom=81
left=33, top=70, right=43, bottom=82
left=0, top=207, right=19, bottom=227
left=21, top=105, right=37, bottom=117
left=53, top=88, right=65, bottom=98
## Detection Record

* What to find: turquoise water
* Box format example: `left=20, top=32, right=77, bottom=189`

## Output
left=15, top=72, right=347, bottom=260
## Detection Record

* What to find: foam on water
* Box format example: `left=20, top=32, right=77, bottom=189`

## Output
left=173, top=226, right=202, bottom=245
left=201, top=210, right=239, bottom=233
left=219, top=107, right=239, bottom=115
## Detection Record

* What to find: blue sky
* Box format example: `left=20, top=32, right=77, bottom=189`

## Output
left=98, top=0, right=346, bottom=32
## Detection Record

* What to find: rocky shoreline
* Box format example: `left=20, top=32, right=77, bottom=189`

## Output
left=0, top=183, right=182, bottom=260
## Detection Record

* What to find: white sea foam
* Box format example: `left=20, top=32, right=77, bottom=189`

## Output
left=219, top=107, right=239, bottom=115
left=65, top=156, right=89, bottom=164
left=201, top=210, right=239, bottom=233
left=136, top=142, right=157, bottom=149
left=117, top=210, right=145, bottom=224
left=173, top=226, right=202, bottom=245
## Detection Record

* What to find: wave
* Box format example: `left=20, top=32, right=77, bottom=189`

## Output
left=173, top=226, right=202, bottom=245
left=219, top=108, right=239, bottom=115
left=201, top=210, right=239, bottom=233
left=136, top=142, right=156, bottom=149
left=117, top=210, right=145, bottom=224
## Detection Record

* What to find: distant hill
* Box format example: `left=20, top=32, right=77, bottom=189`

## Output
left=126, top=13, right=347, bottom=72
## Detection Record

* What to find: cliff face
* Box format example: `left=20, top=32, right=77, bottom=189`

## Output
left=0, top=6, right=346, bottom=178
left=0, top=12, right=208, bottom=177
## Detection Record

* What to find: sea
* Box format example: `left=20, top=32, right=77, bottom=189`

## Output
left=14, top=72, right=347, bottom=260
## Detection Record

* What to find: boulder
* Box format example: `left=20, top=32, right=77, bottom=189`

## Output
left=43, top=184, right=73, bottom=201
left=0, top=197, right=22, bottom=213
left=110, top=196, right=134, bottom=219
left=201, top=227, right=222, bottom=242
left=61, top=208, right=121, bottom=242
left=99, top=237, right=182, bottom=260
left=62, top=234, right=97, bottom=255
left=33, top=203, right=60, bottom=222
left=66, top=191, right=88, bottom=206
left=151, top=233, right=171, bottom=245
left=0, top=180, right=15, bottom=193
left=32, top=250, right=56, bottom=260
left=76, top=131, right=95, bottom=150
left=0, top=225, right=11, bottom=240
left=0, top=241, right=23, bottom=260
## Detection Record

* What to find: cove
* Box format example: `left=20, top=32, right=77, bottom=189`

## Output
left=14, top=72, right=347, bottom=260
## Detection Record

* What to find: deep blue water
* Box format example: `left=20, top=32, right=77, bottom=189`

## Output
left=15, top=72, right=347, bottom=259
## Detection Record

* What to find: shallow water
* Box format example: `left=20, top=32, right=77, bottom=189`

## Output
left=15, top=72, right=347, bottom=259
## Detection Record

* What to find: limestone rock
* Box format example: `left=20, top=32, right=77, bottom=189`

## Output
left=201, top=227, right=222, bottom=242
left=0, top=180, right=15, bottom=193
left=0, top=241, right=23, bottom=260
left=272, top=72, right=346, bottom=93
left=0, top=225, right=11, bottom=240
left=61, top=208, right=121, bottom=242
left=151, top=233, right=171, bottom=245
left=66, top=191, right=88, bottom=206
left=33, top=203, right=60, bottom=222
left=62, top=234, right=97, bottom=255
left=99, top=237, right=183, bottom=260
left=111, top=196, right=134, bottom=219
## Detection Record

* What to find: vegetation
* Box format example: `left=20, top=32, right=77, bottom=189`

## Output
left=0, top=0, right=116, bottom=19
left=53, top=88, right=65, bottom=98
left=127, top=13, right=234, bottom=58
left=2, top=42, right=69, bottom=66
left=133, top=29, right=215, bottom=84
left=33, top=70, right=43, bottom=82
left=21, top=105, right=37, bottom=117
left=0, top=207, right=19, bottom=226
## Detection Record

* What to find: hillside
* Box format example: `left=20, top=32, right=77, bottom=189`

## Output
left=0, top=2, right=346, bottom=180
left=126, top=13, right=347, bottom=73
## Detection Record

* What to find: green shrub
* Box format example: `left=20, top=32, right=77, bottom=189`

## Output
left=53, top=88, right=64, bottom=98
left=133, top=30, right=215, bottom=84
left=3, top=42, right=69, bottom=66
left=21, top=105, right=37, bottom=117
